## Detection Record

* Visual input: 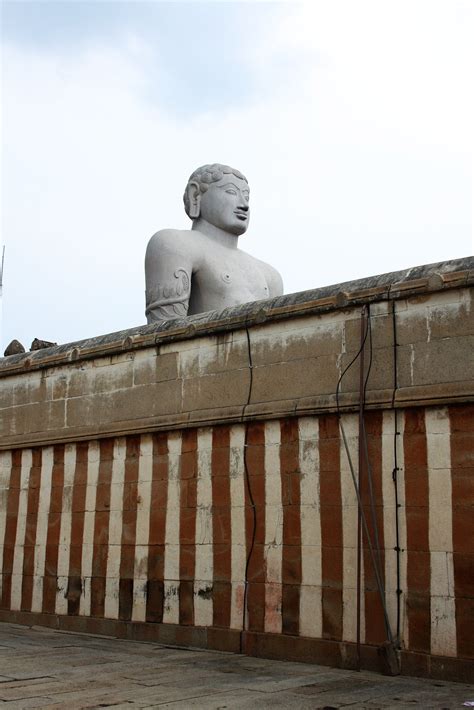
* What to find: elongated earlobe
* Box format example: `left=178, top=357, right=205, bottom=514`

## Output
left=187, top=181, right=201, bottom=219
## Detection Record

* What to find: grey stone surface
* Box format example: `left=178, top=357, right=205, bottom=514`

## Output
left=145, top=163, right=284, bottom=321
left=3, top=339, right=25, bottom=356
left=0, top=266, right=472, bottom=450
left=30, top=338, right=57, bottom=351
left=1, top=255, right=472, bottom=375
left=0, top=622, right=472, bottom=708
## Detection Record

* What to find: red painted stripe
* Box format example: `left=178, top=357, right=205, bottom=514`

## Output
left=361, top=411, right=386, bottom=645
left=1, top=450, right=22, bottom=610
left=211, top=425, right=232, bottom=628
left=146, top=432, right=169, bottom=623
left=244, top=422, right=266, bottom=632
left=119, top=435, right=140, bottom=621
left=280, top=418, right=302, bottom=636
left=67, top=442, right=89, bottom=615
left=319, top=415, right=343, bottom=641
left=90, top=439, right=114, bottom=618
left=403, top=409, right=430, bottom=654
left=43, top=445, right=65, bottom=614
left=449, top=404, right=474, bottom=659
left=179, top=429, right=198, bottom=625
left=21, top=448, right=42, bottom=611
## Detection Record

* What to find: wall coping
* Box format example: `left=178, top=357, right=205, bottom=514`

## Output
left=1, top=256, right=472, bottom=378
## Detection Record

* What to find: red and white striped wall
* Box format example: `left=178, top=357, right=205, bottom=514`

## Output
left=0, top=406, right=472, bottom=668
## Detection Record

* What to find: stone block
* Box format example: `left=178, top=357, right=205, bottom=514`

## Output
left=66, top=360, right=134, bottom=398
left=177, top=335, right=248, bottom=378
left=395, top=289, right=473, bottom=346
left=182, top=369, right=250, bottom=412
left=0, top=381, right=14, bottom=409
left=66, top=380, right=181, bottom=431
left=428, top=299, right=474, bottom=341
left=133, top=350, right=179, bottom=386
left=339, top=345, right=394, bottom=393
left=251, top=355, right=339, bottom=403
left=397, top=336, right=473, bottom=388
left=120, top=381, right=183, bottom=420
left=14, top=374, right=48, bottom=407
left=51, top=373, right=68, bottom=400
left=250, top=316, right=343, bottom=367
left=343, top=311, right=394, bottom=352
left=1, top=400, right=66, bottom=438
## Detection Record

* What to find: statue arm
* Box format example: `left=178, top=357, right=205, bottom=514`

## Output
left=263, top=263, right=284, bottom=298
left=145, top=230, right=193, bottom=322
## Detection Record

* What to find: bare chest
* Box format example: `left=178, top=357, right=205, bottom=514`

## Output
left=189, top=252, right=270, bottom=313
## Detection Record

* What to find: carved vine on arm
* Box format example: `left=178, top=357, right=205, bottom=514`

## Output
left=145, top=268, right=191, bottom=320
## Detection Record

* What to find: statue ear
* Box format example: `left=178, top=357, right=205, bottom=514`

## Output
left=187, top=181, right=201, bottom=219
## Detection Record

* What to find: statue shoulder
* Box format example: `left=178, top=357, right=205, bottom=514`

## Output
left=146, top=228, right=194, bottom=255
left=254, top=256, right=284, bottom=298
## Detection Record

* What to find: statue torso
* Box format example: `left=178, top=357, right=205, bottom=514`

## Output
left=145, top=228, right=280, bottom=322
left=188, top=232, right=271, bottom=314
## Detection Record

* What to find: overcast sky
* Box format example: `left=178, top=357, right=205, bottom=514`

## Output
left=1, top=0, right=472, bottom=351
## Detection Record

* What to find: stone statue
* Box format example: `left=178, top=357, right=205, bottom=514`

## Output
left=145, top=164, right=283, bottom=321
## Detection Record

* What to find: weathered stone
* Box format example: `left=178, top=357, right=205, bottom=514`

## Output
left=182, top=369, right=250, bottom=412
left=0, top=258, right=472, bottom=449
left=30, top=338, right=57, bottom=351
left=4, top=340, right=25, bottom=356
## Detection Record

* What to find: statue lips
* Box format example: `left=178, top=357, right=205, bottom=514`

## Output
left=234, top=210, right=248, bottom=221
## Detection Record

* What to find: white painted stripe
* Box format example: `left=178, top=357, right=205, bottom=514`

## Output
left=10, top=450, right=33, bottom=610
left=340, top=414, right=364, bottom=643
left=80, top=441, right=100, bottom=617
left=230, top=424, right=246, bottom=630
left=0, top=451, right=12, bottom=598
left=104, top=438, right=126, bottom=619
left=31, top=447, right=54, bottom=612
left=426, top=407, right=456, bottom=657
left=0, top=451, right=13, bottom=600
left=194, top=428, right=214, bottom=627
left=299, top=416, right=322, bottom=638
left=0, top=450, right=12, bottom=490
left=132, top=434, right=153, bottom=622
left=163, top=431, right=182, bottom=625
left=55, top=444, right=77, bottom=614
left=264, top=420, right=282, bottom=634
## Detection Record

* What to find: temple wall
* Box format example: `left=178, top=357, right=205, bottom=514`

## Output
left=0, top=258, right=473, bottom=681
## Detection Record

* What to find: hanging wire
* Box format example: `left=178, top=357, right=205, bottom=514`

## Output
left=335, top=305, right=395, bottom=649
left=360, top=309, right=384, bottom=580
left=241, top=325, right=257, bottom=653
left=391, top=300, right=402, bottom=644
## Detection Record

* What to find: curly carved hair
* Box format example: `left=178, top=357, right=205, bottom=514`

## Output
left=183, top=163, right=248, bottom=218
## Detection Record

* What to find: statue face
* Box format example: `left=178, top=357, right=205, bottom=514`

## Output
left=198, top=175, right=250, bottom=236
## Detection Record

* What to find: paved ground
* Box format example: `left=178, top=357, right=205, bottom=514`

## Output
left=0, top=623, right=473, bottom=709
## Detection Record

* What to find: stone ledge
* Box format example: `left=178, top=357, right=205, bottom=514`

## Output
left=1, top=256, right=472, bottom=377
left=1, top=384, right=472, bottom=451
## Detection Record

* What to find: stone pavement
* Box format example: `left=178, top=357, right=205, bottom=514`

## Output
left=0, top=623, right=473, bottom=709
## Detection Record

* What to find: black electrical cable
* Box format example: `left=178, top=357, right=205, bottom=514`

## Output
left=240, top=304, right=398, bottom=658
left=335, top=307, right=370, bottom=413
left=360, top=309, right=384, bottom=577
left=240, top=326, right=257, bottom=654
left=336, top=305, right=395, bottom=648
left=391, top=300, right=402, bottom=645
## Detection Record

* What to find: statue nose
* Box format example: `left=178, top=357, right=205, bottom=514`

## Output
left=237, top=202, right=249, bottom=211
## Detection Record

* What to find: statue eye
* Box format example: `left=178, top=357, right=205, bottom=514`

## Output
left=226, top=189, right=237, bottom=195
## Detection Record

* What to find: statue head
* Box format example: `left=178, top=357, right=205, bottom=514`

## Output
left=183, top=163, right=250, bottom=236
